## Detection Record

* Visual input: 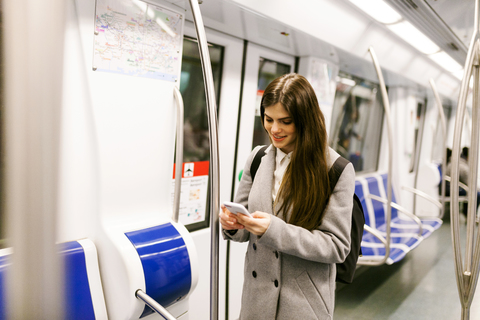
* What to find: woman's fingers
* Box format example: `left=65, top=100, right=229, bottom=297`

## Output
left=220, top=210, right=244, bottom=230
left=236, top=211, right=271, bottom=236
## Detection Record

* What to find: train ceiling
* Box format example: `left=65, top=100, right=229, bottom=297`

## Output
left=167, top=0, right=476, bottom=100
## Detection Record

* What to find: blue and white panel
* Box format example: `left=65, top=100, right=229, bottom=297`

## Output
left=0, top=248, right=12, bottom=320
left=125, top=222, right=198, bottom=318
left=61, top=239, right=108, bottom=320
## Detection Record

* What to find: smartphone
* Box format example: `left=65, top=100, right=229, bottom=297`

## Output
left=223, top=201, right=252, bottom=218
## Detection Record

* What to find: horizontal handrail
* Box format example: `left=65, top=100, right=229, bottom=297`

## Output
left=363, top=225, right=387, bottom=246
left=445, top=176, right=470, bottom=192
left=356, top=225, right=388, bottom=266
left=401, top=186, right=443, bottom=210
left=136, top=290, right=177, bottom=320
left=368, top=194, right=423, bottom=237
left=443, top=196, right=469, bottom=202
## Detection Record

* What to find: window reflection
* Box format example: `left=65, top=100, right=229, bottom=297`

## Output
left=252, top=58, right=291, bottom=148
left=330, top=73, right=384, bottom=173
left=179, top=37, right=223, bottom=162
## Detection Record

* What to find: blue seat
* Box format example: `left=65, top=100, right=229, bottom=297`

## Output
left=356, top=173, right=442, bottom=265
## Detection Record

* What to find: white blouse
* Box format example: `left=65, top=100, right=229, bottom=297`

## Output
left=269, top=146, right=292, bottom=201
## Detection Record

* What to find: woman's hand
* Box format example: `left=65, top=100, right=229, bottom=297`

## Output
left=220, top=204, right=245, bottom=230
left=235, top=211, right=271, bottom=236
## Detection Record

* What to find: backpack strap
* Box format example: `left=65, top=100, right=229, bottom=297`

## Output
left=328, top=156, right=349, bottom=192
left=250, top=145, right=268, bottom=182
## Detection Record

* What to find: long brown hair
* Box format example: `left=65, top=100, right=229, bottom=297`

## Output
left=260, top=73, right=330, bottom=230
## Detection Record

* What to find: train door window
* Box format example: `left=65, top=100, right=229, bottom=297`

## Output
left=181, top=36, right=223, bottom=161
left=330, top=73, right=384, bottom=173
left=251, top=58, right=291, bottom=148
left=177, top=36, right=224, bottom=232
left=409, top=100, right=426, bottom=173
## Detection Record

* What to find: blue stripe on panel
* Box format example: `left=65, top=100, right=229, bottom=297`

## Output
left=0, top=255, right=8, bottom=320
left=125, top=223, right=191, bottom=318
left=61, top=241, right=96, bottom=320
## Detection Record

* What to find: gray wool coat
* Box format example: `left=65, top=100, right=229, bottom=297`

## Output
left=223, top=145, right=355, bottom=320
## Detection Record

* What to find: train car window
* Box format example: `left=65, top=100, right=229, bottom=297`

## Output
left=252, top=58, right=291, bottom=148
left=177, top=36, right=224, bottom=232
left=409, top=101, right=426, bottom=173
left=330, top=73, right=384, bottom=173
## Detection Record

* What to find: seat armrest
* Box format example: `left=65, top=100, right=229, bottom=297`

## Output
left=368, top=194, right=423, bottom=237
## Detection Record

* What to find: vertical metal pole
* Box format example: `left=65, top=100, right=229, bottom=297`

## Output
left=429, top=79, right=447, bottom=219
left=368, top=47, right=392, bottom=265
left=3, top=0, right=66, bottom=318
left=450, top=1, right=480, bottom=318
left=464, top=42, right=480, bottom=317
left=172, top=87, right=185, bottom=223
left=412, top=100, right=427, bottom=215
left=188, top=1, right=220, bottom=319
left=466, top=53, right=480, bottom=271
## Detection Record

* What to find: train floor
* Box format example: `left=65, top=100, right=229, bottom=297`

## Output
left=334, top=213, right=480, bottom=320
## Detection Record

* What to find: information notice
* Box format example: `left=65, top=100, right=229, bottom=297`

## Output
left=171, top=161, right=209, bottom=226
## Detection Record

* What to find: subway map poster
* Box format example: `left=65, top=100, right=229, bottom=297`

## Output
left=94, top=0, right=183, bottom=82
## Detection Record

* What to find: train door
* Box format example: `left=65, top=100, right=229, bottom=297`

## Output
left=181, top=22, right=244, bottom=319
left=418, top=98, right=453, bottom=217
left=228, top=43, right=295, bottom=320
left=386, top=88, right=427, bottom=213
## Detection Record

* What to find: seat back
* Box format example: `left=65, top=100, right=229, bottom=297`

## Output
left=355, top=180, right=370, bottom=227
left=355, top=173, right=399, bottom=229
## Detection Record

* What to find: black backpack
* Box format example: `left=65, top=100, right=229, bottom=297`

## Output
left=250, top=146, right=365, bottom=284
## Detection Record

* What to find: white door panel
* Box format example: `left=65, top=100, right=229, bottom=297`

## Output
left=229, top=43, right=295, bottom=320
left=234, top=44, right=295, bottom=189
left=184, top=21, right=244, bottom=320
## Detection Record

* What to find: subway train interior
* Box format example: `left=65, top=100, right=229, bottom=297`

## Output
left=2, top=0, right=480, bottom=319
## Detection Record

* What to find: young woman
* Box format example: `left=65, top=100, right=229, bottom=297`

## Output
left=220, top=73, right=355, bottom=320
